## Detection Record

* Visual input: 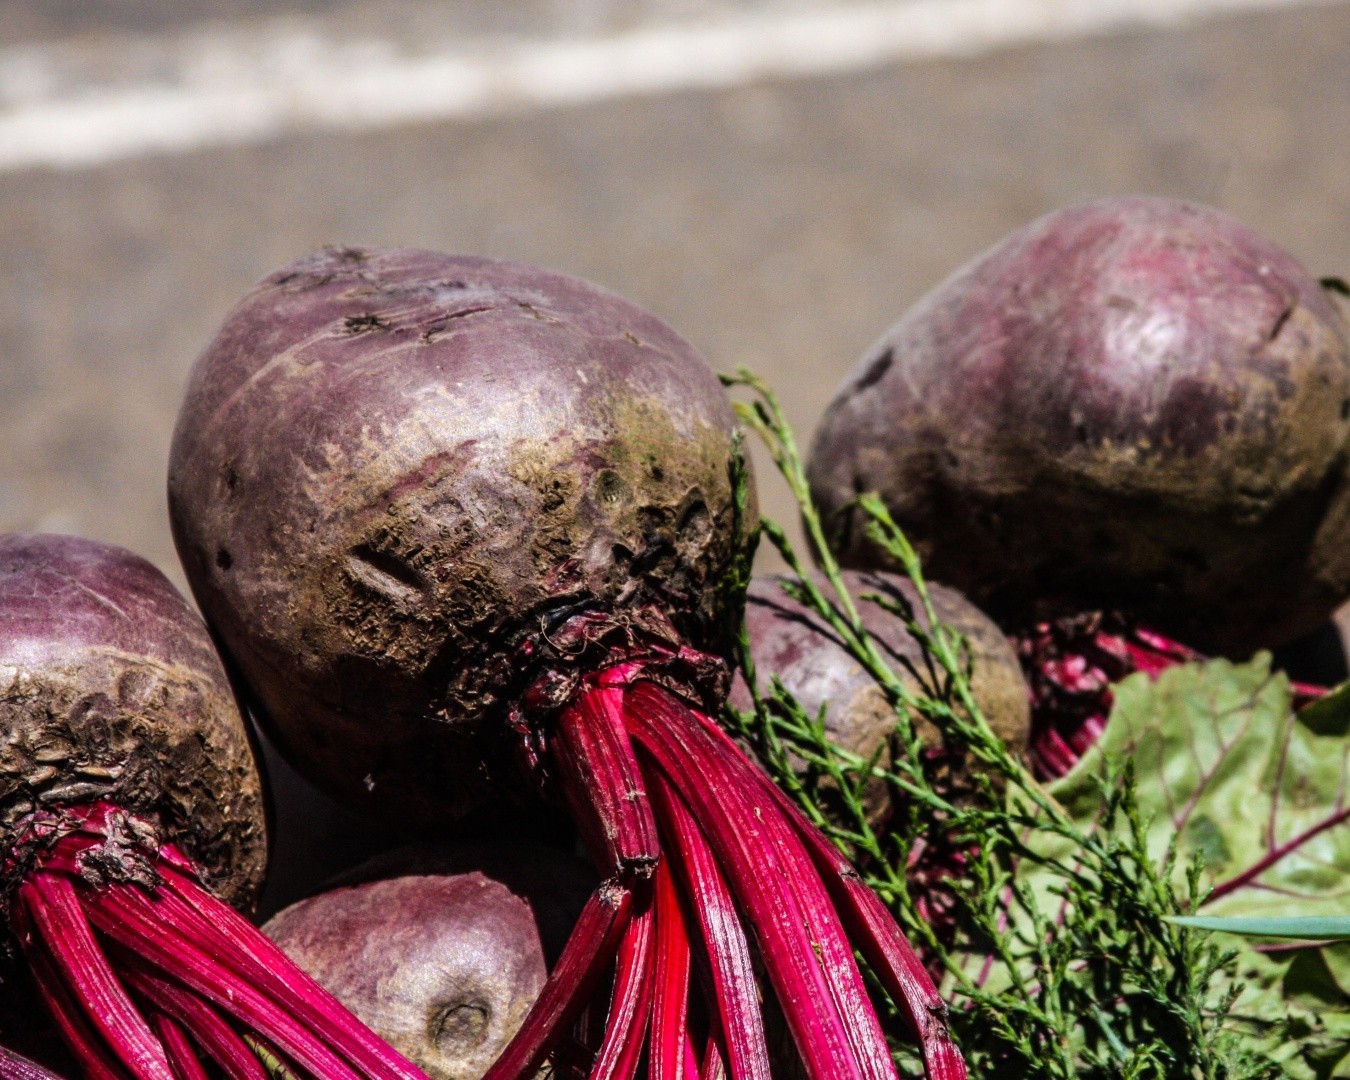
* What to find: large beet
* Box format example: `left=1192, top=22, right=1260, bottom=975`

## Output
left=0, top=534, right=424, bottom=1080
left=730, top=571, right=1029, bottom=821
left=264, top=844, right=593, bottom=1080
left=170, top=247, right=748, bottom=825
left=809, top=197, right=1350, bottom=655
left=170, top=249, right=966, bottom=1080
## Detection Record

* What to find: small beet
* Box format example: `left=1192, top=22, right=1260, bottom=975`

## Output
left=264, top=844, right=593, bottom=1080
left=730, top=571, right=1029, bottom=821
left=0, top=533, right=265, bottom=906
left=170, top=249, right=967, bottom=1080
left=809, top=197, right=1350, bottom=655
left=0, top=534, right=425, bottom=1080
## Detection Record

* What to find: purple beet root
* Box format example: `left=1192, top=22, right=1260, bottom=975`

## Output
left=0, top=534, right=425, bottom=1080
left=0, top=533, right=265, bottom=906
left=263, top=844, right=593, bottom=1080
left=170, top=249, right=967, bottom=1080
left=809, top=197, right=1350, bottom=656
left=730, top=571, right=1029, bottom=822
left=169, top=247, right=752, bottom=827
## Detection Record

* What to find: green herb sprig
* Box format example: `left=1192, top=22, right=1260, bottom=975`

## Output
left=721, top=369, right=1278, bottom=1079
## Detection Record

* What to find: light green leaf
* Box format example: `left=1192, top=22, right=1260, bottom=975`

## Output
left=1166, top=915, right=1350, bottom=939
left=1047, top=654, right=1350, bottom=921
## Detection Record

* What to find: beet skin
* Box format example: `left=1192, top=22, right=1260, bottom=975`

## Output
left=169, top=247, right=754, bottom=826
left=0, top=533, right=266, bottom=909
left=731, top=571, right=1029, bottom=821
left=264, top=844, right=593, bottom=1080
left=809, top=197, right=1350, bottom=655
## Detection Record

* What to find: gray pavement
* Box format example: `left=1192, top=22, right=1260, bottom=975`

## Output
left=1, top=0, right=1348, bottom=596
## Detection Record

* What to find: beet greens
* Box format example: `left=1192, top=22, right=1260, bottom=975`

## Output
left=168, top=249, right=965, bottom=1079
left=0, top=535, right=427, bottom=1080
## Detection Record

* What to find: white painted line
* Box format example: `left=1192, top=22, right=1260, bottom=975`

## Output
left=0, top=0, right=1335, bottom=171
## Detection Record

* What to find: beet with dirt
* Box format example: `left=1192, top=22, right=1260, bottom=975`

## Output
left=170, top=248, right=967, bottom=1080
left=809, top=197, right=1350, bottom=655
left=264, top=844, right=593, bottom=1080
left=0, top=533, right=424, bottom=1080
left=0, top=533, right=266, bottom=906
left=170, top=247, right=751, bottom=827
left=730, top=570, right=1029, bottom=821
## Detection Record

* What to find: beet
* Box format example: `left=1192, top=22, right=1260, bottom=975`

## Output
left=170, top=247, right=747, bottom=826
left=730, top=571, right=1029, bottom=821
left=808, top=197, right=1350, bottom=656
left=263, top=844, right=593, bottom=1080
left=0, top=534, right=425, bottom=1080
left=169, top=248, right=966, bottom=1080
left=0, top=533, right=265, bottom=905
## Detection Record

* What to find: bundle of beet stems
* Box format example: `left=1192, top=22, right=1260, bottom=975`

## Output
left=723, top=371, right=1281, bottom=1079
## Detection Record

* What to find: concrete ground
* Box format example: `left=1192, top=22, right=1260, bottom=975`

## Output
left=2, top=1, right=1348, bottom=588
left=1, top=0, right=1348, bottom=905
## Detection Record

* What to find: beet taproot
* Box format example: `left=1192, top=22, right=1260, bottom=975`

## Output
left=730, top=571, right=1029, bottom=821
left=0, top=534, right=426, bottom=1080
left=264, top=844, right=593, bottom=1080
left=169, top=248, right=967, bottom=1080
left=809, top=197, right=1350, bottom=655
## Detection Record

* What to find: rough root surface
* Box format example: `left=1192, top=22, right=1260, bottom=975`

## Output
left=0, top=534, right=266, bottom=912
left=169, top=248, right=755, bottom=823
left=809, top=197, right=1350, bottom=655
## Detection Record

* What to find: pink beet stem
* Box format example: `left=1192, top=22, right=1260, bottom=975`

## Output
left=646, top=772, right=773, bottom=1080
left=481, top=885, right=633, bottom=1080
left=150, top=1016, right=212, bottom=1080
left=18, top=804, right=432, bottom=1080
left=649, top=860, right=694, bottom=1080
left=749, top=755, right=968, bottom=1080
left=0, top=1046, right=68, bottom=1080
left=554, top=671, right=660, bottom=878
left=149, top=860, right=423, bottom=1080
left=13, top=904, right=128, bottom=1080
left=77, top=884, right=361, bottom=1080
left=590, top=902, right=655, bottom=1080
left=123, top=967, right=267, bottom=1080
left=18, top=876, right=174, bottom=1080
left=699, top=1016, right=729, bottom=1080
left=627, top=681, right=887, bottom=1080
left=660, top=689, right=968, bottom=1080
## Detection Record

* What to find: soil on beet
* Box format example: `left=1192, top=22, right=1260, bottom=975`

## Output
left=809, top=197, right=1350, bottom=655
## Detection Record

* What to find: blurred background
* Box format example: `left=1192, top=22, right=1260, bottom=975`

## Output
left=2, top=0, right=1348, bottom=905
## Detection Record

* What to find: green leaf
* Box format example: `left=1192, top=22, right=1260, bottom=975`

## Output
left=1166, top=915, right=1350, bottom=940
left=1047, top=654, right=1350, bottom=922
left=1031, top=654, right=1350, bottom=1074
